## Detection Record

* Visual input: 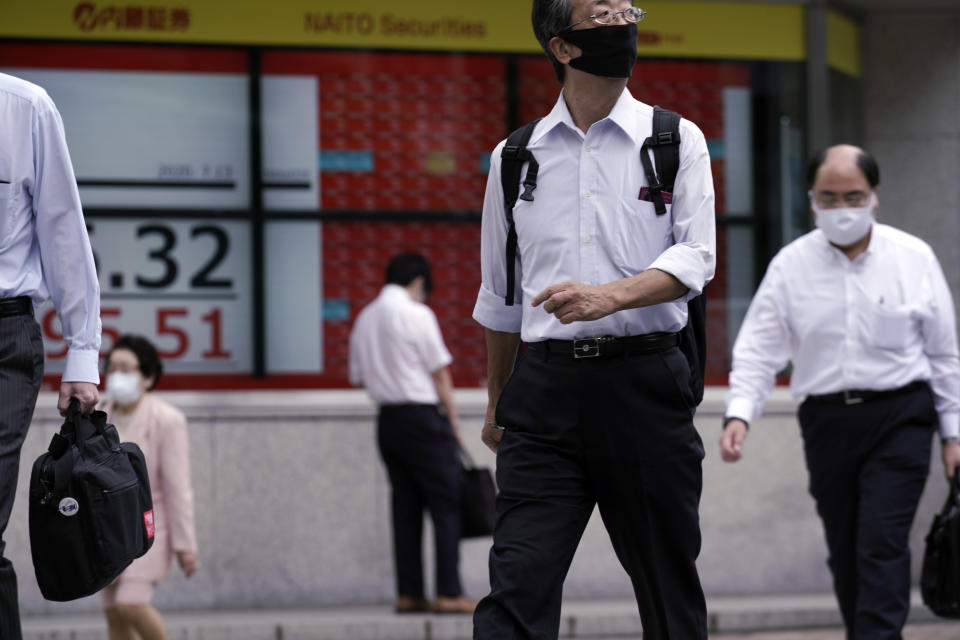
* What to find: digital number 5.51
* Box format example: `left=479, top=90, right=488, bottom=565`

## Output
left=42, top=306, right=232, bottom=361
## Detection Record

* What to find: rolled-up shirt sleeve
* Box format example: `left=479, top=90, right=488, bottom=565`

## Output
left=646, top=121, right=716, bottom=300
left=473, top=140, right=523, bottom=333
left=919, top=252, right=960, bottom=439
left=32, top=95, right=101, bottom=383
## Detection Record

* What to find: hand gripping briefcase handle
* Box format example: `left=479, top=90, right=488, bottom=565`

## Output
left=49, top=399, right=115, bottom=494
left=51, top=399, right=109, bottom=455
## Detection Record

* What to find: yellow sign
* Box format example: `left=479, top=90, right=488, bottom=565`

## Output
left=1, top=0, right=534, bottom=51
left=827, top=9, right=861, bottom=77
left=635, top=2, right=804, bottom=61
left=0, top=0, right=855, bottom=69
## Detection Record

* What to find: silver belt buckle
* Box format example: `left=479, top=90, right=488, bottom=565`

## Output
left=573, top=337, right=601, bottom=359
left=843, top=390, right=864, bottom=405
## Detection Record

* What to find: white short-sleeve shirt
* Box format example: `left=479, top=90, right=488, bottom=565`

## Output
left=348, top=284, right=453, bottom=405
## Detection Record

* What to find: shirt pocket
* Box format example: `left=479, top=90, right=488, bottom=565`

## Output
left=871, top=303, right=914, bottom=350
left=609, top=197, right=673, bottom=276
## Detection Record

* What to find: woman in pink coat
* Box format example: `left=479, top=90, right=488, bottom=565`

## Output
left=99, top=335, right=198, bottom=640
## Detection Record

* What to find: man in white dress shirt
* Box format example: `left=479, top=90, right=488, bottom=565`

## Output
left=349, top=253, right=474, bottom=615
left=471, top=1, right=715, bottom=638
left=721, top=144, right=960, bottom=640
left=0, top=73, right=101, bottom=640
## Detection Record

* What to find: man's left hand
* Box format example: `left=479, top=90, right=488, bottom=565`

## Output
left=943, top=441, right=960, bottom=481
left=532, top=281, right=617, bottom=324
left=58, top=381, right=99, bottom=415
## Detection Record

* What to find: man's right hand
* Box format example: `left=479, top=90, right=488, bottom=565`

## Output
left=481, top=408, right=504, bottom=453
left=719, top=419, right=749, bottom=462
left=58, top=381, right=99, bottom=415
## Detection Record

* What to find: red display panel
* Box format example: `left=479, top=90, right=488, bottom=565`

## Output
left=263, top=51, right=508, bottom=212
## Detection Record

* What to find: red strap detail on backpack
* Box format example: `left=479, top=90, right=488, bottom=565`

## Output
left=143, top=510, right=155, bottom=539
left=639, top=186, right=672, bottom=204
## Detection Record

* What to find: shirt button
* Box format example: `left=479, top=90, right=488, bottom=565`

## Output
left=585, top=190, right=592, bottom=197
left=584, top=235, right=592, bottom=244
left=586, top=145, right=593, bottom=152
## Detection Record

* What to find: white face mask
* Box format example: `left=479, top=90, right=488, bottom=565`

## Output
left=812, top=193, right=875, bottom=246
left=107, top=371, right=142, bottom=406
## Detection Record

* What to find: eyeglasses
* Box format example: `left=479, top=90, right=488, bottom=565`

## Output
left=558, top=6, right=647, bottom=34
left=809, top=190, right=871, bottom=209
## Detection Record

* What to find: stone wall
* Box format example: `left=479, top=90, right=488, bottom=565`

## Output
left=9, top=388, right=950, bottom=616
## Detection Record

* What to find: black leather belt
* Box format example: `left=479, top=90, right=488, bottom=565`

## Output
left=529, top=332, right=680, bottom=359
left=0, top=296, right=33, bottom=319
left=805, top=380, right=928, bottom=406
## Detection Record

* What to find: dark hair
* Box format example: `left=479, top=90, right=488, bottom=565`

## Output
left=385, top=252, right=433, bottom=294
left=805, top=148, right=880, bottom=190
left=532, top=0, right=573, bottom=83
left=107, top=335, right=163, bottom=390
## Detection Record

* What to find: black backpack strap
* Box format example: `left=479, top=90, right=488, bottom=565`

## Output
left=641, top=107, right=708, bottom=404
left=500, top=118, right=542, bottom=306
left=640, top=106, right=682, bottom=216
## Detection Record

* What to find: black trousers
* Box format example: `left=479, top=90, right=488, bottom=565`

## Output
left=0, top=314, right=43, bottom=640
left=473, top=345, right=707, bottom=640
left=377, top=404, right=463, bottom=599
left=799, top=384, right=937, bottom=640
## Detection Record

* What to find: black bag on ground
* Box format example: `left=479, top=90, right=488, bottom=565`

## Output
left=459, top=447, right=496, bottom=538
left=921, top=472, right=960, bottom=617
left=29, top=400, right=154, bottom=601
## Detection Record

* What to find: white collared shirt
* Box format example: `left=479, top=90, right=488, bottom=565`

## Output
left=727, top=223, right=960, bottom=438
left=0, top=73, right=100, bottom=383
left=472, top=88, right=716, bottom=342
left=348, top=284, right=453, bottom=406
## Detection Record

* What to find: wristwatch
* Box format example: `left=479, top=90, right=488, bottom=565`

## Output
left=943, top=436, right=960, bottom=446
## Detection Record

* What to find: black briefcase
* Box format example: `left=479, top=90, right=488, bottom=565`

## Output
left=29, top=400, right=155, bottom=601
left=459, top=447, right=497, bottom=538
left=921, top=472, right=960, bottom=618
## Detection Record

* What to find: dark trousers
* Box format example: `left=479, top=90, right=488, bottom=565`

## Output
left=799, top=384, right=937, bottom=640
left=473, top=346, right=707, bottom=640
left=0, top=314, right=44, bottom=640
left=377, top=404, right=463, bottom=599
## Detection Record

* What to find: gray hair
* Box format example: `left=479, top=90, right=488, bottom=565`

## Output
left=532, top=0, right=573, bottom=83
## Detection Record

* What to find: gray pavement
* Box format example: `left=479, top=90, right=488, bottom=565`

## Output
left=21, top=590, right=960, bottom=639
left=713, top=624, right=960, bottom=639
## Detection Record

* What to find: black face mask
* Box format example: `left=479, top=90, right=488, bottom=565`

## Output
left=559, top=23, right=638, bottom=79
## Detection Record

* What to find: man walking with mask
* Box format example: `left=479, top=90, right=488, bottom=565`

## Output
left=721, top=144, right=960, bottom=639
left=472, top=2, right=715, bottom=638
